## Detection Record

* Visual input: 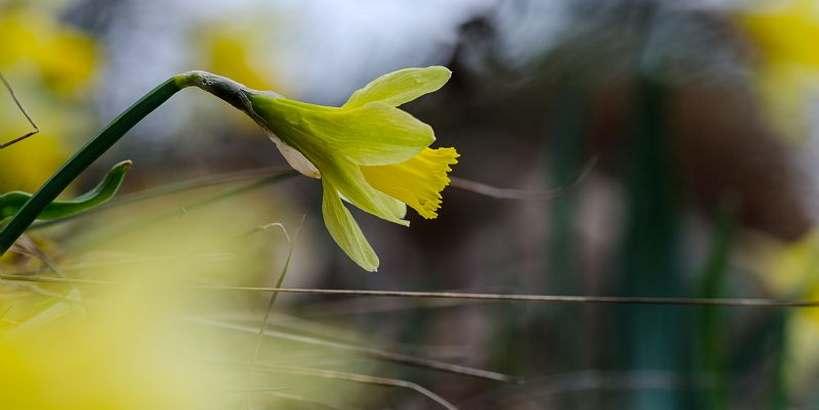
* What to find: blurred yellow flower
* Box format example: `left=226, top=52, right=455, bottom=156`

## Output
left=0, top=188, right=386, bottom=408
left=0, top=6, right=98, bottom=97
left=0, top=309, right=216, bottom=410
left=764, top=231, right=819, bottom=387
left=738, top=0, right=819, bottom=140
left=199, top=24, right=281, bottom=91
left=0, top=130, right=65, bottom=193
left=0, top=196, right=291, bottom=409
left=0, top=4, right=99, bottom=192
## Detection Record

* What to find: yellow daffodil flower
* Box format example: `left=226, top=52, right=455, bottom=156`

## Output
left=249, top=66, right=458, bottom=271
left=761, top=231, right=819, bottom=385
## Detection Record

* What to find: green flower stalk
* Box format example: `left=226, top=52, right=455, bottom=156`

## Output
left=0, top=66, right=458, bottom=271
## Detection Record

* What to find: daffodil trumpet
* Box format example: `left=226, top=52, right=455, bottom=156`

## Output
left=0, top=67, right=458, bottom=271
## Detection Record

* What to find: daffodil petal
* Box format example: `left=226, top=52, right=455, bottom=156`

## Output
left=253, top=96, right=434, bottom=166
left=321, top=156, right=409, bottom=226
left=321, top=181, right=379, bottom=272
left=343, top=66, right=452, bottom=109
left=304, top=102, right=435, bottom=166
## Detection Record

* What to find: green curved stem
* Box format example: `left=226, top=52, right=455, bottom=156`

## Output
left=0, top=71, right=257, bottom=255
left=1, top=160, right=133, bottom=223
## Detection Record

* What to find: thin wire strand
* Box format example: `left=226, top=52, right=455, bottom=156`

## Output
left=450, top=156, right=597, bottom=200
left=252, top=214, right=306, bottom=362
left=0, top=274, right=815, bottom=308
left=0, top=72, right=39, bottom=149
left=191, top=285, right=819, bottom=308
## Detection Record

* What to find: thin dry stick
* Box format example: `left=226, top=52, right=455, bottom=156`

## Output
left=28, top=158, right=582, bottom=230
left=450, top=177, right=561, bottom=200
left=0, top=274, right=816, bottom=308
left=191, top=286, right=819, bottom=308
left=7, top=252, right=238, bottom=276
left=215, top=361, right=458, bottom=410
left=84, top=166, right=291, bottom=212
left=294, top=296, right=477, bottom=319
left=0, top=272, right=814, bottom=309
left=15, top=235, right=63, bottom=277
left=0, top=72, right=39, bottom=149
left=188, top=317, right=513, bottom=383
left=450, top=156, right=597, bottom=200
left=272, top=366, right=458, bottom=410
left=252, top=214, right=307, bottom=362
left=29, top=164, right=566, bottom=230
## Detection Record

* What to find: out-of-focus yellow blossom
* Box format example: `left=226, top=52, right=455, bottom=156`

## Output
left=0, top=131, right=65, bottom=193
left=0, top=273, right=219, bottom=409
left=199, top=24, right=281, bottom=91
left=738, top=0, right=819, bottom=140
left=764, top=231, right=819, bottom=387
left=0, top=80, right=95, bottom=192
left=0, top=304, right=218, bottom=410
left=0, top=6, right=98, bottom=97
left=0, top=195, right=300, bottom=409
left=742, top=2, right=819, bottom=388
left=0, top=5, right=99, bottom=192
left=764, top=230, right=819, bottom=294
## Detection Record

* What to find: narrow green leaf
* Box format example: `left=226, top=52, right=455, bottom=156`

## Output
left=1, top=160, right=133, bottom=223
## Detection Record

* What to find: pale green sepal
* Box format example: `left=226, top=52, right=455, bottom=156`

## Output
left=321, top=181, right=379, bottom=271
left=268, top=133, right=320, bottom=178
left=338, top=191, right=407, bottom=222
left=304, top=102, right=434, bottom=166
left=343, top=66, right=452, bottom=109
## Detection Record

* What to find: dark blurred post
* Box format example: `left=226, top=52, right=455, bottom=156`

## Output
left=544, top=84, right=589, bottom=407
left=615, top=73, right=690, bottom=409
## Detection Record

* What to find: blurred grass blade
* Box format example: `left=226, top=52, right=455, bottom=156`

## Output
left=30, top=166, right=294, bottom=229
left=770, top=312, right=790, bottom=410
left=188, top=317, right=513, bottom=382
left=695, top=207, right=734, bottom=409
left=68, top=171, right=297, bottom=252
